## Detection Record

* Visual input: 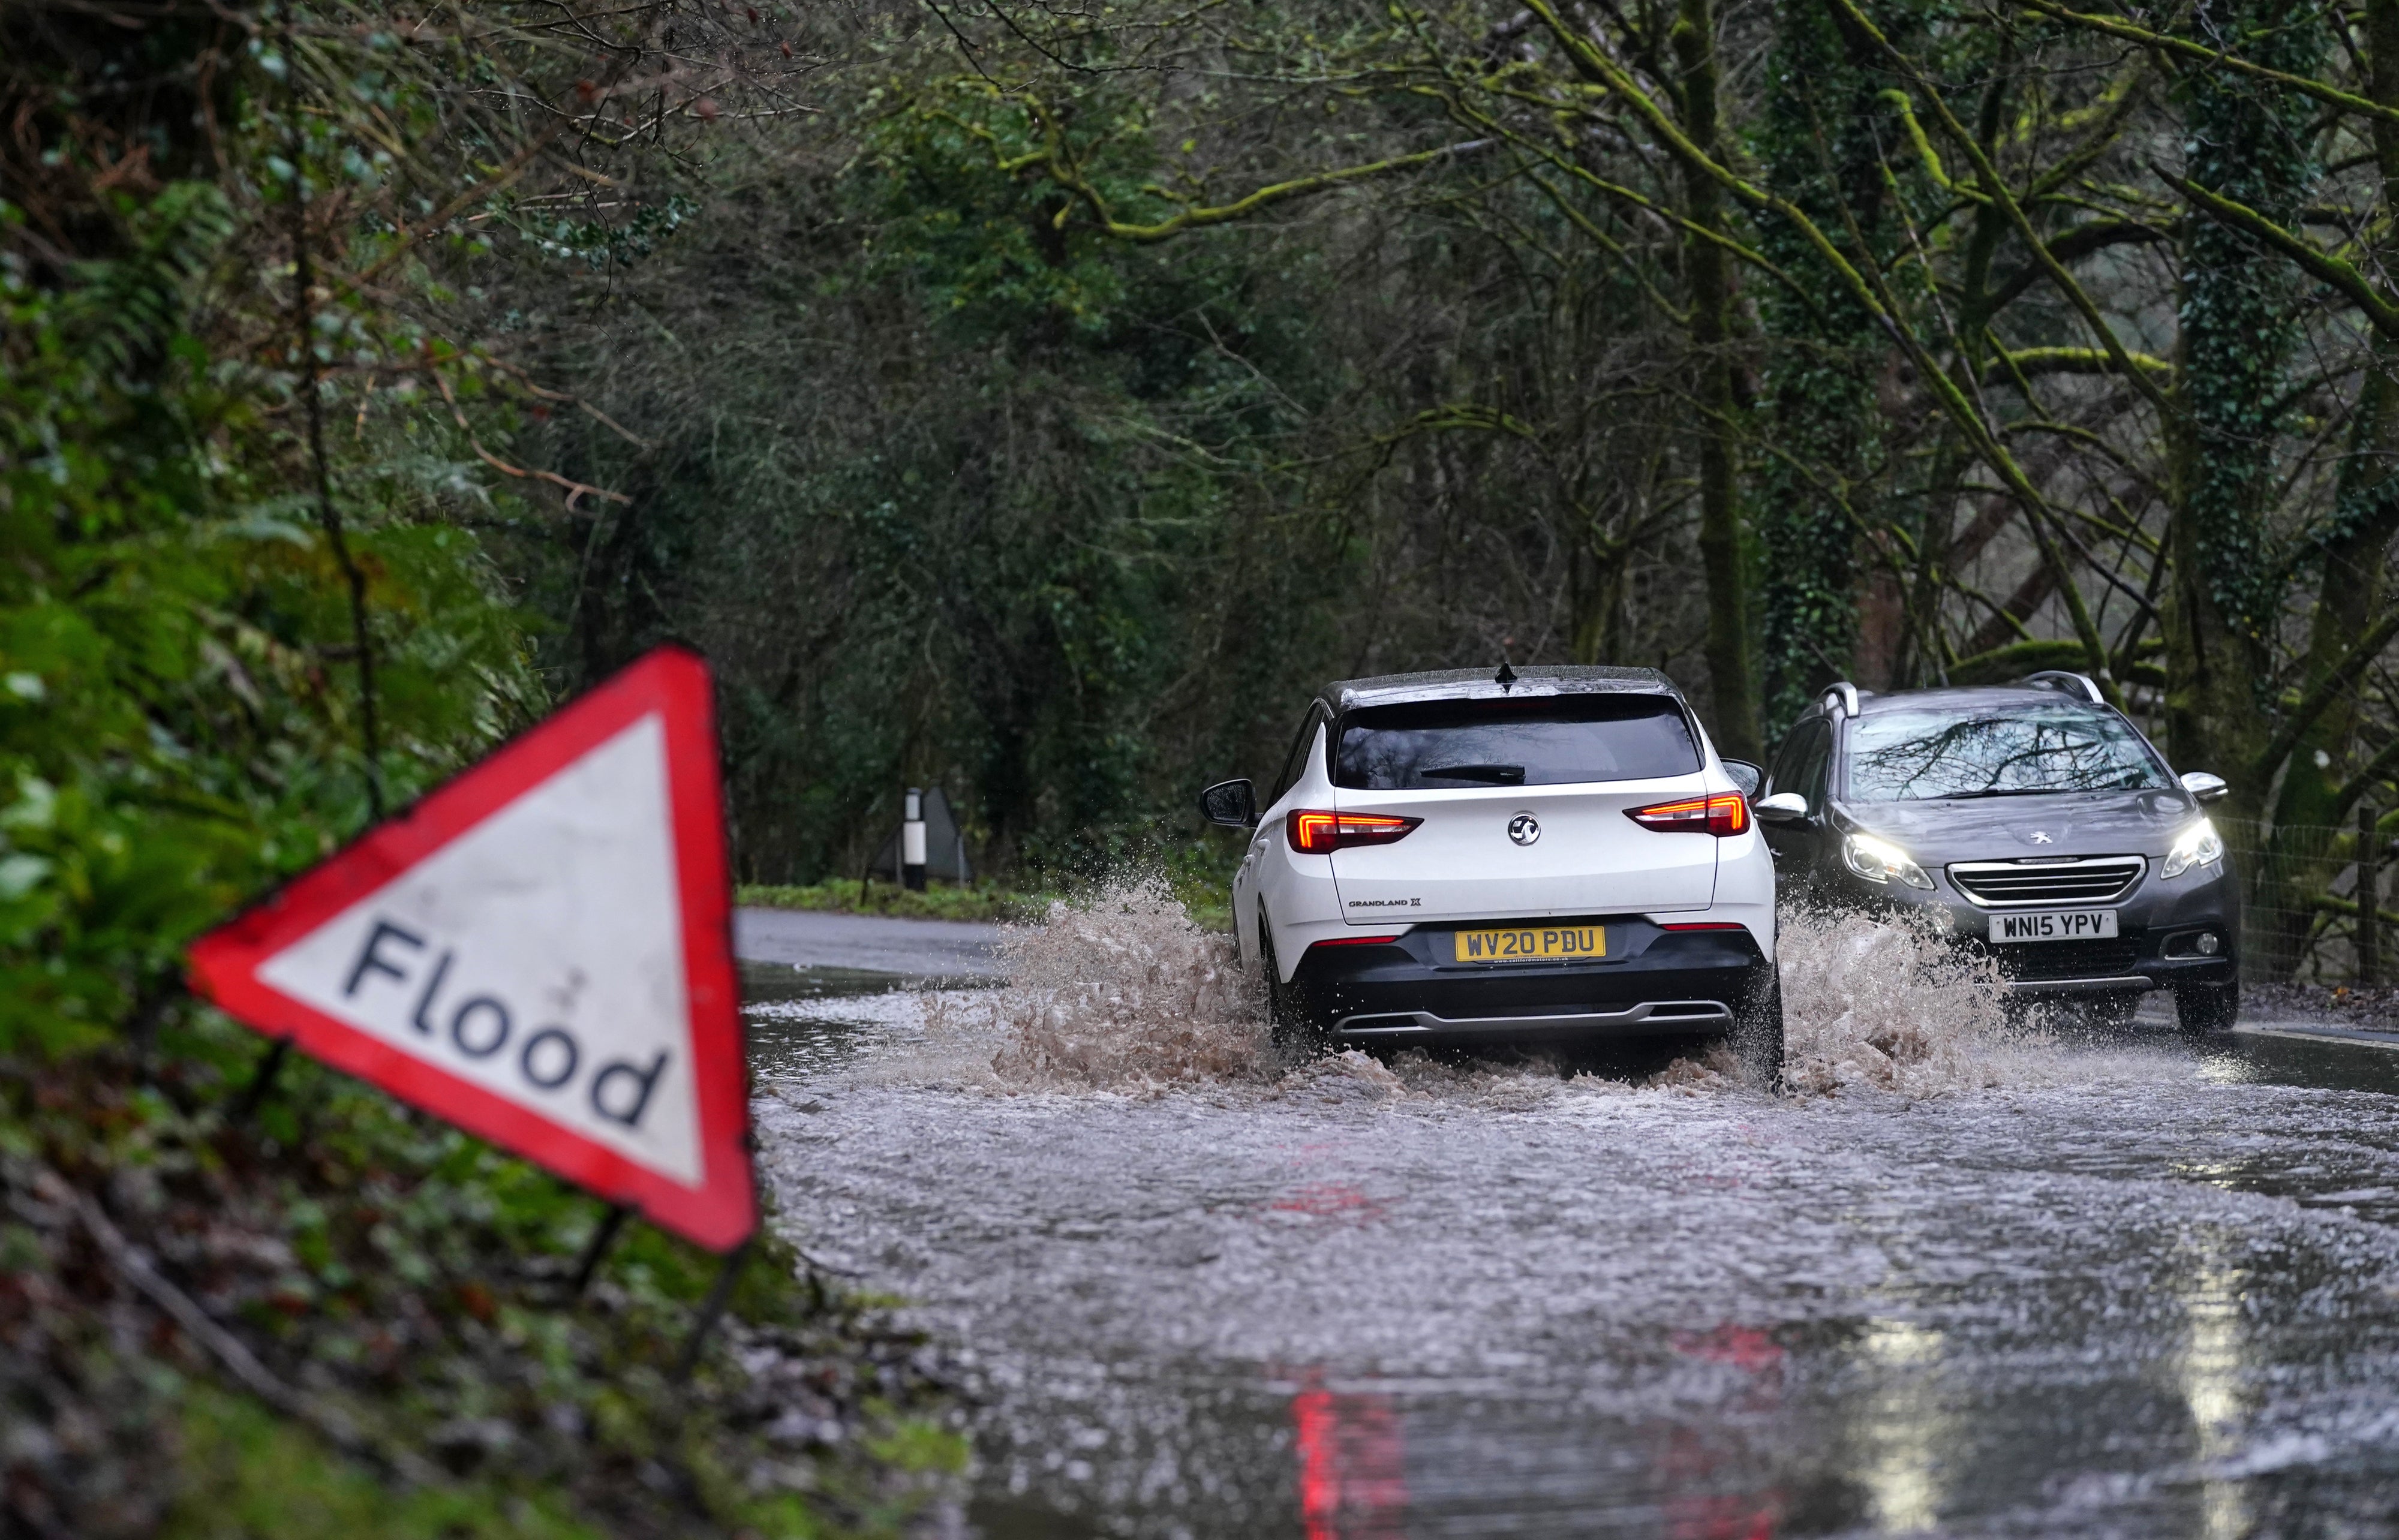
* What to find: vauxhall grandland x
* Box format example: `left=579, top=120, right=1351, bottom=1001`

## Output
left=1199, top=666, right=1784, bottom=1084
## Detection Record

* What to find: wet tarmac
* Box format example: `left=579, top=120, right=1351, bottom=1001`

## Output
left=733, top=906, right=1004, bottom=978
left=742, top=958, right=2399, bottom=1538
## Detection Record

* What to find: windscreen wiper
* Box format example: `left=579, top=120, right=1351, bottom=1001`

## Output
left=1423, top=763, right=1526, bottom=784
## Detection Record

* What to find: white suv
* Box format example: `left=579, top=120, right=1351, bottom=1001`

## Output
left=1199, top=666, right=1782, bottom=1084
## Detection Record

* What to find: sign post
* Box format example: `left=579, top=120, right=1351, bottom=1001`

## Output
left=188, top=646, right=757, bottom=1255
left=901, top=787, right=927, bottom=891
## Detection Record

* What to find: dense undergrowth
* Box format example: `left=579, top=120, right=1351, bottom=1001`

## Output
left=3, top=1032, right=964, bottom=1538
left=1, top=5, right=963, bottom=1533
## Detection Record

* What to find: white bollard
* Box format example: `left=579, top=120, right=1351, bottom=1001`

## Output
left=902, top=787, right=927, bottom=891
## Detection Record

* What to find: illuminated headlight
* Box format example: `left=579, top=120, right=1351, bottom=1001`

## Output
left=1843, top=832, right=1934, bottom=889
left=2160, top=818, right=2224, bottom=880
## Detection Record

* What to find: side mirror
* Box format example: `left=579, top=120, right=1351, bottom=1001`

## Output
left=1754, top=792, right=1811, bottom=825
left=1198, top=778, right=1259, bottom=829
left=2180, top=771, right=2229, bottom=805
left=1721, top=759, right=1763, bottom=798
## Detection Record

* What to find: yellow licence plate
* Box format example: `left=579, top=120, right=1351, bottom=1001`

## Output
left=1452, top=925, right=1606, bottom=963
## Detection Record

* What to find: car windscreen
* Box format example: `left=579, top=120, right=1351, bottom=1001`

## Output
left=1842, top=703, right=2171, bottom=801
left=1334, top=694, right=1700, bottom=789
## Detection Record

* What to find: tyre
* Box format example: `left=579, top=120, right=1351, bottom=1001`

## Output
left=2174, top=979, right=2239, bottom=1036
left=1736, top=967, right=1786, bottom=1093
left=1259, top=920, right=1328, bottom=1063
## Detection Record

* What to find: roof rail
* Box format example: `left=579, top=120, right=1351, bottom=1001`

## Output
left=1821, top=681, right=1861, bottom=718
left=2020, top=670, right=2105, bottom=704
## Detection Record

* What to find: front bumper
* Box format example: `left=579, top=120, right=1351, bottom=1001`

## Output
left=1291, top=921, right=1769, bottom=1044
left=1825, top=859, right=2241, bottom=994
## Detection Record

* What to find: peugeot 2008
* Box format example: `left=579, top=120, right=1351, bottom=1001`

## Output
left=1198, top=666, right=1783, bottom=1085
left=1752, top=672, right=2239, bottom=1032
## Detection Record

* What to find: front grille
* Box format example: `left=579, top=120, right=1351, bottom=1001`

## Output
left=1996, top=939, right=2144, bottom=981
left=1948, top=855, right=2145, bottom=906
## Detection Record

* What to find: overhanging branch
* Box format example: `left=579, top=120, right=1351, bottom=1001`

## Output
left=1986, top=345, right=2175, bottom=383
left=2157, top=166, right=2399, bottom=339
left=2251, top=606, right=2399, bottom=786
left=2018, top=0, right=2399, bottom=129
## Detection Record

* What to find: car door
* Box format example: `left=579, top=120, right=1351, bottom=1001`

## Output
left=1761, top=717, right=1833, bottom=889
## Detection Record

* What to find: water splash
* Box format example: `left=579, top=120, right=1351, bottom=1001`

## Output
left=1776, top=904, right=2030, bottom=1097
left=977, top=881, right=1277, bottom=1091
left=870, top=883, right=2099, bottom=1102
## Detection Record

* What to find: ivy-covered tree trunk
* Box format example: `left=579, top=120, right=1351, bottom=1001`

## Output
left=2161, top=0, right=2324, bottom=824
left=2160, top=1, right=2326, bottom=978
left=1902, top=50, right=2017, bottom=690
left=2258, top=0, right=2399, bottom=978
left=1672, top=0, right=1761, bottom=762
left=1751, top=0, right=1898, bottom=738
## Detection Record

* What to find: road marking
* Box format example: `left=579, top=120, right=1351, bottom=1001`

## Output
left=2235, top=1022, right=2399, bottom=1051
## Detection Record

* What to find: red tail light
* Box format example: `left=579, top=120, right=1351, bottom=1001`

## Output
left=1287, top=810, right=1423, bottom=854
left=1627, top=792, right=1750, bottom=837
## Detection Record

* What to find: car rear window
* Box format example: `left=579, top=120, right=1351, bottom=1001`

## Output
left=1334, top=694, right=1700, bottom=789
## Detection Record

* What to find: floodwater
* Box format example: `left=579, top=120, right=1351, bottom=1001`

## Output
left=742, top=900, right=2399, bottom=1538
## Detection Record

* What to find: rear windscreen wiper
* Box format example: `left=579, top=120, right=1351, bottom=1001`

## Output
left=1422, top=763, right=1526, bottom=784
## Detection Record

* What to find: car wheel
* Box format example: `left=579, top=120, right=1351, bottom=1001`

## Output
left=1258, top=921, right=1327, bottom=1064
left=1736, top=966, right=1786, bottom=1093
left=2174, top=979, right=2239, bottom=1036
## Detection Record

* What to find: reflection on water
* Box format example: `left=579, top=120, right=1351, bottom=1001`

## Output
left=747, top=980, right=2399, bottom=1537
left=741, top=960, right=997, bottom=1078
left=2179, top=1249, right=2250, bottom=1540
left=1289, top=1371, right=1406, bottom=1539
left=1662, top=1326, right=1783, bottom=1539
left=1851, top=1319, right=1944, bottom=1533
left=741, top=958, right=909, bottom=1004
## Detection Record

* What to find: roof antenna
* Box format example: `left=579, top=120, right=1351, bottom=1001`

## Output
left=1495, top=658, right=1517, bottom=691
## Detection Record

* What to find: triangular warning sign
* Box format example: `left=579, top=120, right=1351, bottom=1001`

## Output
left=190, top=646, right=756, bottom=1253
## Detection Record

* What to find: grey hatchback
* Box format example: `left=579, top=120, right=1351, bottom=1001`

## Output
left=1754, top=672, right=2241, bottom=1033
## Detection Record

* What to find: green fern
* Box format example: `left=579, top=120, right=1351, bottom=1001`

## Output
left=65, top=181, right=236, bottom=372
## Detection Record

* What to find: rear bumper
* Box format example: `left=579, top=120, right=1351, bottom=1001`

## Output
left=1291, top=921, right=1767, bottom=1045
left=1337, top=998, right=1735, bottom=1041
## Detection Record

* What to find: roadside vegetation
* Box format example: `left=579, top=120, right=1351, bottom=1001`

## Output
left=3, top=5, right=958, bottom=1534
left=735, top=867, right=1232, bottom=931
left=738, top=882, right=1043, bottom=924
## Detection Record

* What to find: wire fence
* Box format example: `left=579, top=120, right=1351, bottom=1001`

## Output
left=2223, top=816, right=2397, bottom=985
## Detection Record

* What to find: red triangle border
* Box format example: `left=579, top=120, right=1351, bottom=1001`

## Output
left=188, top=645, right=757, bottom=1253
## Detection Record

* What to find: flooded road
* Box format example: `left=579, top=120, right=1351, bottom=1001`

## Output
left=741, top=908, right=2399, bottom=1538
